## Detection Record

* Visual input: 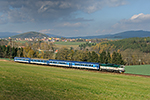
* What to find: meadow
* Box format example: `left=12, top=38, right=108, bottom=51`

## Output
left=0, top=60, right=150, bottom=100
left=54, top=41, right=86, bottom=49
left=125, top=64, right=150, bottom=75
left=54, top=41, right=86, bottom=45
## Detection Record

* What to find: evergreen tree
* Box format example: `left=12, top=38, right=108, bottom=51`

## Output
left=0, top=45, right=2, bottom=58
left=112, top=52, right=117, bottom=64
left=112, top=52, right=124, bottom=65
left=87, top=52, right=92, bottom=62
left=100, top=51, right=107, bottom=63
left=91, top=51, right=98, bottom=62
left=107, top=51, right=111, bottom=63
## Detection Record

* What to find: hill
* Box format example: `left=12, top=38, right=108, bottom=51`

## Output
left=46, top=33, right=63, bottom=38
left=93, top=37, right=150, bottom=53
left=111, top=30, right=150, bottom=38
left=1, top=30, right=150, bottom=39
left=11, top=31, right=49, bottom=38
left=67, top=30, right=150, bottom=39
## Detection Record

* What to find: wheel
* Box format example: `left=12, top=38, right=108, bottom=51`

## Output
left=119, top=70, right=122, bottom=74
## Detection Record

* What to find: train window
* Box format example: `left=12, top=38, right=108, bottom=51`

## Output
left=44, top=61, right=47, bottom=63
left=75, top=63, right=79, bottom=65
left=60, top=62, right=66, bottom=64
left=121, top=65, right=124, bottom=68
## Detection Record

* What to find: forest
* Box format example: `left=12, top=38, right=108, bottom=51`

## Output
left=0, top=45, right=124, bottom=65
left=92, top=37, right=150, bottom=65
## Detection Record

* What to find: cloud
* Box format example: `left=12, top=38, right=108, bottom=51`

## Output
left=0, top=14, right=8, bottom=24
left=0, top=0, right=127, bottom=23
left=56, top=22, right=89, bottom=28
left=112, top=13, right=150, bottom=31
left=39, top=29, right=53, bottom=33
left=70, top=18, right=94, bottom=22
left=130, top=13, right=150, bottom=23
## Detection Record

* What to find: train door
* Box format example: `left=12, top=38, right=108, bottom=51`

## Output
left=69, top=63, right=72, bottom=67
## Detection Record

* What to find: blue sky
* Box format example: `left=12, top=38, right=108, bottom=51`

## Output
left=0, top=0, right=150, bottom=37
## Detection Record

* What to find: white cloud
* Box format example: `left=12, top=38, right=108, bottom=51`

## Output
left=129, top=13, right=150, bottom=23
left=112, top=13, right=150, bottom=31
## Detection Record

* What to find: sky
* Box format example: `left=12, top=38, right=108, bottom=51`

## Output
left=0, top=0, right=150, bottom=37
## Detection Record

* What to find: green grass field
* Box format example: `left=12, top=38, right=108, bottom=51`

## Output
left=125, top=65, right=150, bottom=75
left=0, top=60, right=150, bottom=100
left=54, top=41, right=85, bottom=49
left=54, top=41, right=86, bottom=45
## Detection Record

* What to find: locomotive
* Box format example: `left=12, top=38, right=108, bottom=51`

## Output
left=14, top=57, right=125, bottom=73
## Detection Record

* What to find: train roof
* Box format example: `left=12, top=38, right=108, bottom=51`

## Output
left=49, top=59, right=100, bottom=65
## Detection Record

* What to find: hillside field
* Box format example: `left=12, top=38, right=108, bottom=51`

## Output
left=0, top=60, right=150, bottom=99
left=54, top=41, right=86, bottom=49
left=54, top=41, right=86, bottom=45
left=125, top=65, right=150, bottom=75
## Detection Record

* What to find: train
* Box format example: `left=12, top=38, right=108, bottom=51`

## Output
left=14, top=57, right=125, bottom=73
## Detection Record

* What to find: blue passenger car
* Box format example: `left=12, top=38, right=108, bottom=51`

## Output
left=71, top=61, right=100, bottom=70
left=49, top=59, right=71, bottom=67
left=30, top=59, right=49, bottom=65
left=14, top=57, right=30, bottom=63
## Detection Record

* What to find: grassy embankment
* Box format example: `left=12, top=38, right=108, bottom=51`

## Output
left=0, top=60, right=150, bottom=100
left=125, top=65, right=150, bottom=75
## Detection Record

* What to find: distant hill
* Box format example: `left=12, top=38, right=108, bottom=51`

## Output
left=46, top=34, right=63, bottom=38
left=0, top=32, right=19, bottom=38
left=11, top=31, right=49, bottom=38
left=67, top=30, right=150, bottom=39
left=1, top=30, right=150, bottom=39
left=111, top=30, right=150, bottom=38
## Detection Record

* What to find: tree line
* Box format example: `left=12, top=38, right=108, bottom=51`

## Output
left=55, top=47, right=124, bottom=65
left=92, top=37, right=150, bottom=65
left=0, top=45, right=124, bottom=65
left=93, top=37, right=150, bottom=53
left=79, top=42, right=96, bottom=50
left=0, top=45, right=22, bottom=58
